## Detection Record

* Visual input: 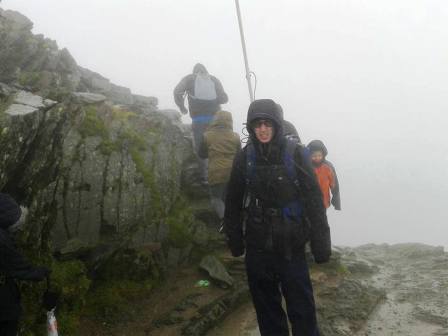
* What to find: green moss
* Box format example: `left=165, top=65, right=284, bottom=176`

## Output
left=166, top=197, right=195, bottom=248
left=0, top=94, right=14, bottom=115
left=47, top=87, right=71, bottom=102
left=50, top=260, right=91, bottom=333
left=84, top=279, right=155, bottom=324
left=111, top=107, right=137, bottom=121
left=118, top=128, right=148, bottom=151
left=78, top=106, right=109, bottom=139
left=18, top=71, right=42, bottom=88
left=130, top=148, right=162, bottom=218
left=97, top=139, right=118, bottom=156
left=19, top=259, right=91, bottom=336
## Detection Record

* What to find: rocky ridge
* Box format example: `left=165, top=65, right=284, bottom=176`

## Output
left=1, top=7, right=218, bottom=334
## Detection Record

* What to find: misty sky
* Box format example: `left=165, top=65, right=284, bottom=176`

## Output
left=3, top=0, right=448, bottom=248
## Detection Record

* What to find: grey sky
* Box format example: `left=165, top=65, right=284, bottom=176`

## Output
left=3, top=0, right=448, bottom=248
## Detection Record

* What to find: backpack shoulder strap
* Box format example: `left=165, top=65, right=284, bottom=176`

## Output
left=283, top=137, right=299, bottom=182
left=245, top=142, right=256, bottom=185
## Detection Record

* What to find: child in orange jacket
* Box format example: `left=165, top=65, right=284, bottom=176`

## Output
left=307, top=140, right=341, bottom=210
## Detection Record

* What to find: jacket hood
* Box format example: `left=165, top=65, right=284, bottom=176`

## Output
left=193, top=63, right=208, bottom=75
left=307, top=140, right=328, bottom=157
left=247, top=99, right=283, bottom=144
left=209, top=110, right=233, bottom=130
left=283, top=120, right=299, bottom=138
left=0, top=193, right=22, bottom=229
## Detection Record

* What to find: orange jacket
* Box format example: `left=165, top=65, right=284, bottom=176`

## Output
left=313, top=163, right=336, bottom=209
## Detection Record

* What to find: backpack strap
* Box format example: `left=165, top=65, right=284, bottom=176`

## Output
left=283, top=137, right=300, bottom=187
left=245, top=142, right=256, bottom=186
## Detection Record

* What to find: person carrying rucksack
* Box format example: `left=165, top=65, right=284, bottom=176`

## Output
left=307, top=140, right=341, bottom=211
left=0, top=193, right=50, bottom=336
left=224, top=99, right=331, bottom=336
left=198, top=111, right=241, bottom=222
left=173, top=63, right=228, bottom=184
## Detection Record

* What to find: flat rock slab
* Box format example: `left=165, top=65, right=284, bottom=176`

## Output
left=6, top=103, right=39, bottom=116
left=73, top=92, right=106, bottom=104
left=5, top=90, right=57, bottom=116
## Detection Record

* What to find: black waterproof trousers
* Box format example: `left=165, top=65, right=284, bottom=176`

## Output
left=245, top=251, right=320, bottom=336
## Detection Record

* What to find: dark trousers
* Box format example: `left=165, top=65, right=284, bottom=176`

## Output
left=245, top=251, right=320, bottom=336
left=191, top=122, right=209, bottom=183
left=0, top=320, right=18, bottom=336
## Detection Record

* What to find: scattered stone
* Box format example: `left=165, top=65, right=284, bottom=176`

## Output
left=199, top=255, right=234, bottom=288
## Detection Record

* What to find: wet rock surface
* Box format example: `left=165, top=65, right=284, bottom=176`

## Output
left=208, top=244, right=448, bottom=336
left=354, top=243, right=448, bottom=336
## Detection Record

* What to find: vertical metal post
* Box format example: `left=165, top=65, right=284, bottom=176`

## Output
left=235, top=0, right=254, bottom=102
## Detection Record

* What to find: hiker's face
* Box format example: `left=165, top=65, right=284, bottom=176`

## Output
left=311, top=151, right=324, bottom=164
left=253, top=119, right=274, bottom=143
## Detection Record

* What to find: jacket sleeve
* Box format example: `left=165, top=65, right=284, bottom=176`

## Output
left=326, top=161, right=341, bottom=210
left=213, top=77, right=228, bottom=105
left=295, top=147, right=332, bottom=263
left=173, top=75, right=190, bottom=110
left=0, top=234, right=48, bottom=281
left=234, top=134, right=242, bottom=152
left=224, top=149, right=246, bottom=257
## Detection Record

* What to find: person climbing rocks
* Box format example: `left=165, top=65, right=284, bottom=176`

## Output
left=198, top=111, right=241, bottom=223
left=224, top=99, right=331, bottom=336
left=307, top=140, right=341, bottom=211
left=173, top=63, right=229, bottom=185
left=0, top=193, right=50, bottom=336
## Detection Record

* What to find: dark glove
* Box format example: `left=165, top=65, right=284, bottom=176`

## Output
left=228, top=241, right=245, bottom=257
left=313, top=254, right=331, bottom=264
left=42, top=290, right=60, bottom=311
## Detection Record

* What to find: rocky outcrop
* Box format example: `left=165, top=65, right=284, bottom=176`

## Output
left=0, top=8, right=158, bottom=111
left=0, top=7, right=216, bottom=334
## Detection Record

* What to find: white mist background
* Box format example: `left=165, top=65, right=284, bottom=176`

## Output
left=3, top=0, right=447, bottom=248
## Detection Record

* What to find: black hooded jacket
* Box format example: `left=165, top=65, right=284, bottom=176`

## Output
left=0, top=194, right=48, bottom=321
left=173, top=63, right=228, bottom=117
left=224, top=99, right=331, bottom=262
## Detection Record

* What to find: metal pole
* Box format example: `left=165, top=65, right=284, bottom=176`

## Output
left=235, top=0, right=254, bottom=102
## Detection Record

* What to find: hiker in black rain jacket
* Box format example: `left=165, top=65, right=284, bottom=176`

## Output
left=0, top=193, right=50, bottom=336
left=224, top=99, right=331, bottom=336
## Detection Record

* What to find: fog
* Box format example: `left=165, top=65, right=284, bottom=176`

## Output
left=3, top=0, right=448, bottom=248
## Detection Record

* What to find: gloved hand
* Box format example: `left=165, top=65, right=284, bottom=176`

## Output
left=180, top=106, right=188, bottom=115
left=42, top=290, right=60, bottom=311
left=313, top=254, right=330, bottom=264
left=228, top=241, right=245, bottom=257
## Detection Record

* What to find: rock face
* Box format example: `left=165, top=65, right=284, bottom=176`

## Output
left=1, top=85, right=199, bottom=253
left=0, top=7, right=215, bottom=334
